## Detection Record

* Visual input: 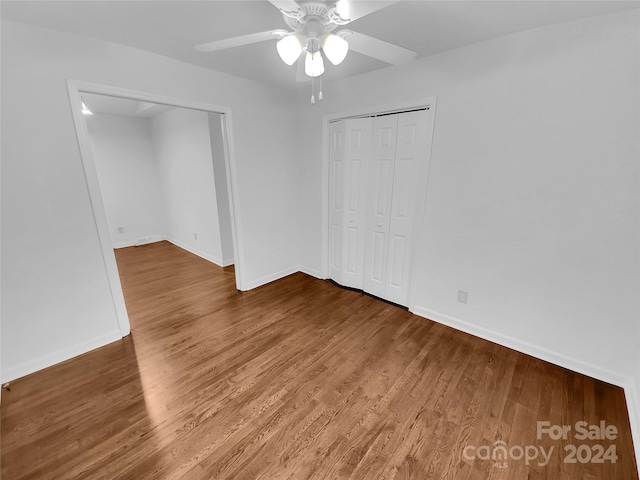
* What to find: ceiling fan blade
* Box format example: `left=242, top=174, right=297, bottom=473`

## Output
left=194, top=29, right=287, bottom=52
left=333, top=0, right=400, bottom=23
left=339, top=30, right=417, bottom=65
left=267, top=0, right=304, bottom=18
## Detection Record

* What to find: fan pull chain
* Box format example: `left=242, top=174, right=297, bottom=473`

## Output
left=310, top=77, right=324, bottom=105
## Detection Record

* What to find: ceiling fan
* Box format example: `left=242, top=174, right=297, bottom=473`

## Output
left=194, top=0, right=417, bottom=88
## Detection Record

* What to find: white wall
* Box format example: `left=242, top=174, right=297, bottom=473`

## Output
left=151, top=108, right=223, bottom=264
left=298, top=9, right=639, bottom=391
left=86, top=113, right=167, bottom=248
left=86, top=109, right=233, bottom=265
left=1, top=20, right=299, bottom=382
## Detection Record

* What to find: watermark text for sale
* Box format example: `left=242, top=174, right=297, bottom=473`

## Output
left=462, top=420, right=618, bottom=469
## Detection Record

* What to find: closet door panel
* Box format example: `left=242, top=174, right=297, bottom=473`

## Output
left=345, top=225, right=359, bottom=274
left=363, top=115, right=398, bottom=298
left=385, top=110, right=429, bottom=306
left=388, top=233, right=407, bottom=288
left=329, top=121, right=346, bottom=283
left=341, top=117, right=371, bottom=289
left=371, top=231, right=386, bottom=281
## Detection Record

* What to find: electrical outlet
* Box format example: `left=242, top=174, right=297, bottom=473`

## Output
left=457, top=290, right=468, bottom=304
left=118, top=227, right=124, bottom=234
left=194, top=233, right=198, bottom=240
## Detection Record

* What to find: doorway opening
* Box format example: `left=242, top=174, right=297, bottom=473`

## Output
left=67, top=81, right=244, bottom=338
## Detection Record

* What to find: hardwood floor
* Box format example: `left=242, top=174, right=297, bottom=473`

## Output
left=1, top=241, right=637, bottom=479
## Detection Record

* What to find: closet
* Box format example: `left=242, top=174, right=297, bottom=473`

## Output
left=329, top=109, right=431, bottom=307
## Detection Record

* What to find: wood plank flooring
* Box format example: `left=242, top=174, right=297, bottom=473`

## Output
left=1, top=241, right=637, bottom=479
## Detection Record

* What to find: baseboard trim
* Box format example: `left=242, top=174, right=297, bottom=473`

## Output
left=623, top=375, right=640, bottom=472
left=298, top=265, right=326, bottom=279
left=242, top=266, right=299, bottom=291
left=1, top=330, right=123, bottom=383
left=113, top=235, right=163, bottom=249
left=163, top=236, right=224, bottom=267
left=411, top=306, right=628, bottom=385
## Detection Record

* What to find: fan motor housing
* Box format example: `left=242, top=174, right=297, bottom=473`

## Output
left=283, top=0, right=342, bottom=32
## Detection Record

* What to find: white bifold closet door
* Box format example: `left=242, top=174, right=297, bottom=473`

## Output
left=329, top=117, right=371, bottom=289
left=330, top=110, right=429, bottom=306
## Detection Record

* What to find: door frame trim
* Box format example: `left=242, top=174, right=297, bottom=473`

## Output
left=66, top=80, right=245, bottom=337
left=321, top=96, right=438, bottom=310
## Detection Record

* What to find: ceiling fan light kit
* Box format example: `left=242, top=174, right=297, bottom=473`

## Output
left=321, top=32, right=349, bottom=65
left=305, top=50, right=325, bottom=77
left=276, top=33, right=303, bottom=65
left=194, top=1, right=417, bottom=105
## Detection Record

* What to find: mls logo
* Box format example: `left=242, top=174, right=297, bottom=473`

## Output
left=491, top=441, right=509, bottom=469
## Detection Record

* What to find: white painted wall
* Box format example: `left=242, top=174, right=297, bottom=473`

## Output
left=298, top=9, right=640, bottom=392
left=86, top=113, right=167, bottom=248
left=85, top=109, right=233, bottom=265
left=151, top=108, right=223, bottom=264
left=1, top=20, right=299, bottom=382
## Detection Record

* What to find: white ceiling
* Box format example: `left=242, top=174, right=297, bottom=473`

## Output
left=3, top=0, right=638, bottom=90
